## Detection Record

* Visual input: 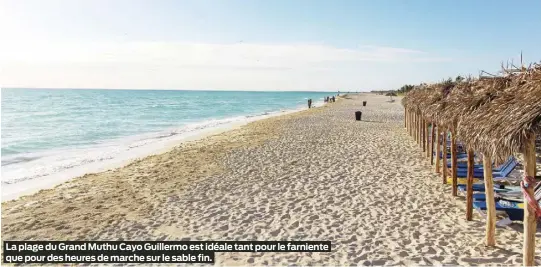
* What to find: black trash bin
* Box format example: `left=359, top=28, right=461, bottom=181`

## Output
left=355, top=111, right=362, bottom=121
left=362, top=101, right=367, bottom=107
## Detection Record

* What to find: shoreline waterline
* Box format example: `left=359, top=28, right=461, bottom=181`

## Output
left=1, top=100, right=327, bottom=202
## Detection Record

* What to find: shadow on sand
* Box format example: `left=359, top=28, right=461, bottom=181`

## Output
left=360, top=120, right=385, bottom=124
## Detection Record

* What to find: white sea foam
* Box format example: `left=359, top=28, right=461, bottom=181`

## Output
left=1, top=103, right=318, bottom=201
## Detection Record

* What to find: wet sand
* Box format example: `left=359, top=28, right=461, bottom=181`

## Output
left=2, top=93, right=540, bottom=265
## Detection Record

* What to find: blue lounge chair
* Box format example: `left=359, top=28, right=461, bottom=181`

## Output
left=455, top=161, right=517, bottom=178
left=473, top=193, right=486, bottom=201
left=470, top=182, right=541, bottom=222
left=473, top=183, right=541, bottom=224
left=472, top=200, right=524, bottom=221
left=471, top=183, right=540, bottom=202
left=448, top=157, right=518, bottom=179
left=457, top=184, right=508, bottom=192
left=472, top=188, right=523, bottom=201
left=435, top=152, right=468, bottom=159
left=448, top=156, right=516, bottom=173
left=447, top=156, right=515, bottom=171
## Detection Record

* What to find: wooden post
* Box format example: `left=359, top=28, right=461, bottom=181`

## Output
left=415, top=113, right=418, bottom=142
left=426, top=122, right=431, bottom=158
left=410, top=112, right=413, bottom=137
left=425, top=121, right=430, bottom=158
left=523, top=132, right=537, bottom=266
left=442, top=130, right=447, bottom=184
left=466, top=149, right=474, bottom=221
left=408, top=111, right=413, bottom=137
left=404, top=108, right=407, bottom=128
left=451, top=131, right=458, bottom=196
left=422, top=120, right=426, bottom=153
left=409, top=112, right=413, bottom=136
left=420, top=117, right=423, bottom=149
left=411, top=112, right=414, bottom=136
left=417, top=113, right=420, bottom=145
left=416, top=113, right=420, bottom=144
left=414, top=113, right=417, bottom=140
left=405, top=110, right=408, bottom=133
left=420, top=119, right=423, bottom=149
left=408, top=111, right=411, bottom=136
left=435, top=128, right=441, bottom=173
left=407, top=111, right=410, bottom=135
left=425, top=122, right=429, bottom=157
left=430, top=124, right=435, bottom=165
left=415, top=113, right=421, bottom=147
left=483, top=153, right=496, bottom=246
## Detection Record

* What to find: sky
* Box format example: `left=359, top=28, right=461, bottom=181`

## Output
left=1, top=0, right=540, bottom=91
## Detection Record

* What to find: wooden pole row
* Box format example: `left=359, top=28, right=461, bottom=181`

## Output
left=403, top=109, right=538, bottom=266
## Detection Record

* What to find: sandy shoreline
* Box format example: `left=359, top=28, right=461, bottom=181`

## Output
left=1, top=102, right=322, bottom=202
left=2, top=93, right=540, bottom=265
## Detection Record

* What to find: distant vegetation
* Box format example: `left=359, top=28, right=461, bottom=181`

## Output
left=371, top=75, right=466, bottom=96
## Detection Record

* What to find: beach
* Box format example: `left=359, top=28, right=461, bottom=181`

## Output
left=2, top=93, right=540, bottom=265
left=1, top=89, right=329, bottom=201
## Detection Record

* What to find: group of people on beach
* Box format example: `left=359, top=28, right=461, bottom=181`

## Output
left=324, top=96, right=336, bottom=103
left=307, top=95, right=338, bottom=109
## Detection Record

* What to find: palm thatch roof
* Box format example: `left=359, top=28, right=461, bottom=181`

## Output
left=458, top=65, right=541, bottom=163
left=436, top=79, right=474, bottom=132
left=402, top=85, right=425, bottom=112
left=416, top=84, right=443, bottom=119
left=437, top=76, right=511, bottom=132
left=422, top=81, right=458, bottom=125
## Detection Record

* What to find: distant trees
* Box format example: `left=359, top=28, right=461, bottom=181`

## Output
left=398, top=84, right=415, bottom=94
left=396, top=76, right=464, bottom=95
left=375, top=79, right=465, bottom=95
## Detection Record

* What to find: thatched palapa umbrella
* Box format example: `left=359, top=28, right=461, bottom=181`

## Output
left=423, top=81, right=459, bottom=185
left=458, top=65, right=541, bottom=265
left=415, top=84, right=445, bottom=162
left=401, top=61, right=540, bottom=265
left=403, top=85, right=426, bottom=146
left=385, top=92, right=397, bottom=101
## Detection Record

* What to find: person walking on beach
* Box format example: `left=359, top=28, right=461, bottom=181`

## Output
left=308, top=99, right=312, bottom=109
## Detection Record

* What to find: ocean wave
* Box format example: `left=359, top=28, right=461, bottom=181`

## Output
left=0, top=109, right=301, bottom=187
left=1, top=155, right=41, bottom=166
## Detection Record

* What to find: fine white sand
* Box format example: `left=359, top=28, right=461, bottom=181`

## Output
left=2, top=93, right=540, bottom=266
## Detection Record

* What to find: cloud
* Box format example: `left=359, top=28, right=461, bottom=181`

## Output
left=0, top=41, right=452, bottom=90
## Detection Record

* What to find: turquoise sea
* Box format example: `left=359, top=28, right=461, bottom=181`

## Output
left=1, top=88, right=333, bottom=198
